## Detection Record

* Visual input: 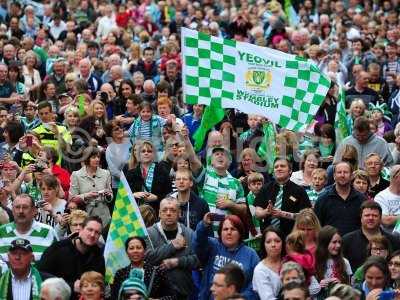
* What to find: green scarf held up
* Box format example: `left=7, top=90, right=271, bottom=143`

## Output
left=0, top=266, right=43, bottom=300
left=192, top=103, right=225, bottom=152
left=257, top=122, right=276, bottom=174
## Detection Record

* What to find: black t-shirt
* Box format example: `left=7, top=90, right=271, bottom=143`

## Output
left=164, top=228, right=178, bottom=240
left=0, top=81, right=14, bottom=98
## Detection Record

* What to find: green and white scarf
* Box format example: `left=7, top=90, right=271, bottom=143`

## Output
left=0, top=266, right=42, bottom=300
left=143, top=163, right=156, bottom=192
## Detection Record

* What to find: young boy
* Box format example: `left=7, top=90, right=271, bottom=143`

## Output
left=247, top=172, right=264, bottom=238
left=239, top=114, right=262, bottom=147
left=352, top=169, right=372, bottom=201
left=307, top=168, right=327, bottom=207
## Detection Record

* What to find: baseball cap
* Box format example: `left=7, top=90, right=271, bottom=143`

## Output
left=211, top=146, right=232, bottom=161
left=9, top=238, right=33, bottom=252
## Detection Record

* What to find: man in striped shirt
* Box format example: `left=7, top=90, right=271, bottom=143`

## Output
left=0, top=194, right=58, bottom=263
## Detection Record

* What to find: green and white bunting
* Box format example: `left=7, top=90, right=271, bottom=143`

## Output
left=182, top=28, right=331, bottom=131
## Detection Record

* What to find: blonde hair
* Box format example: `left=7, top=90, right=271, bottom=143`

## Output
left=286, top=231, right=306, bottom=253
left=79, top=271, right=104, bottom=293
left=128, top=140, right=155, bottom=169
left=349, top=99, right=366, bottom=117
left=293, top=208, right=321, bottom=239
left=311, top=168, right=327, bottom=180
left=247, top=172, right=264, bottom=184
left=130, top=43, right=141, bottom=60
left=68, top=209, right=88, bottom=226
left=88, top=100, right=108, bottom=122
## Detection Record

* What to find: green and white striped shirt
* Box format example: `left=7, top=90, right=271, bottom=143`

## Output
left=197, top=166, right=245, bottom=236
left=0, top=221, right=58, bottom=263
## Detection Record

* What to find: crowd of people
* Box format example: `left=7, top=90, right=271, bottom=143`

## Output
left=1, top=0, right=400, bottom=299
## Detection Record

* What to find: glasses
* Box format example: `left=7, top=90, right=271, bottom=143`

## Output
left=371, top=247, right=388, bottom=255
left=389, top=261, right=400, bottom=268
left=169, top=143, right=179, bottom=148
left=141, top=149, right=153, bottom=153
left=112, top=126, right=122, bottom=132
left=366, top=162, right=381, bottom=166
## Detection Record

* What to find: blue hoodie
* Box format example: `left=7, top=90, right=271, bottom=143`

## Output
left=193, top=221, right=260, bottom=300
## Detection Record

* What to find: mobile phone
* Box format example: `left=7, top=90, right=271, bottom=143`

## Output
left=26, top=136, right=33, bottom=147
left=36, top=200, right=46, bottom=208
left=209, top=213, right=225, bottom=222
left=64, top=208, right=71, bottom=214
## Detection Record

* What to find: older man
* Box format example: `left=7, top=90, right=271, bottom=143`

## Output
left=146, top=197, right=198, bottom=299
left=364, top=153, right=389, bottom=197
left=0, top=238, right=53, bottom=300
left=40, top=277, right=71, bottom=300
left=78, top=58, right=102, bottom=97
left=315, top=161, right=366, bottom=236
left=375, top=165, right=400, bottom=232
left=334, top=116, right=393, bottom=169
left=0, top=194, right=58, bottom=262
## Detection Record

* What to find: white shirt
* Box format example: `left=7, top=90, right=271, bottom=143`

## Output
left=96, top=15, right=116, bottom=39
left=375, top=188, right=400, bottom=216
left=12, top=270, right=32, bottom=300
left=252, top=262, right=281, bottom=300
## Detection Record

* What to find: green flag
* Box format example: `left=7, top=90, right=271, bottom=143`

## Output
left=78, top=94, right=86, bottom=117
left=257, top=122, right=276, bottom=174
left=284, top=0, right=300, bottom=27
left=104, top=172, right=150, bottom=284
left=192, top=103, right=225, bottom=152
left=334, top=86, right=350, bottom=143
left=181, top=28, right=330, bottom=132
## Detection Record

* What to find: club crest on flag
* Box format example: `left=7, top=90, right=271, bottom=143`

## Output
left=245, top=69, right=272, bottom=91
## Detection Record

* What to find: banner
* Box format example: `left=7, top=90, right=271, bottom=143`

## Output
left=335, top=86, right=350, bottom=144
left=182, top=28, right=331, bottom=132
left=104, top=172, right=150, bottom=283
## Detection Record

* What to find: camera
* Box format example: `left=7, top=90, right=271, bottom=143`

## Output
left=99, top=92, right=109, bottom=103
left=33, top=160, right=48, bottom=172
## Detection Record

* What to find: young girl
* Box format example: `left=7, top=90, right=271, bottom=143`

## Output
left=347, top=99, right=366, bottom=135
left=36, top=174, right=67, bottom=228
left=285, top=231, right=316, bottom=284
left=369, top=103, right=393, bottom=137
left=315, top=225, right=352, bottom=298
left=293, top=208, right=321, bottom=256
left=128, top=101, right=168, bottom=158
left=253, top=227, right=285, bottom=300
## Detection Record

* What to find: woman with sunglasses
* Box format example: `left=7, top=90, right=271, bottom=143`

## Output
left=123, top=140, right=172, bottom=213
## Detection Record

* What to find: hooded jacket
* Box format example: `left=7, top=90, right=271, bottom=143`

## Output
left=146, top=222, right=198, bottom=298
left=193, top=221, right=260, bottom=300
left=334, top=132, right=393, bottom=169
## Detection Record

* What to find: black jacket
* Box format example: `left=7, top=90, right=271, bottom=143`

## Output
left=37, top=236, right=105, bottom=295
left=254, top=180, right=311, bottom=237
left=343, top=228, right=400, bottom=271
left=134, top=60, right=158, bottom=80
left=123, top=162, right=172, bottom=213
left=315, top=185, right=366, bottom=236
left=110, top=261, right=177, bottom=300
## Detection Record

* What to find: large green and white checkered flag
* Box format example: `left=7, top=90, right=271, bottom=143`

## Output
left=182, top=28, right=331, bottom=131
left=104, top=171, right=151, bottom=284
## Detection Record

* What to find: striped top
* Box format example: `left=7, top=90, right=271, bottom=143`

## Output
left=0, top=221, right=58, bottom=263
